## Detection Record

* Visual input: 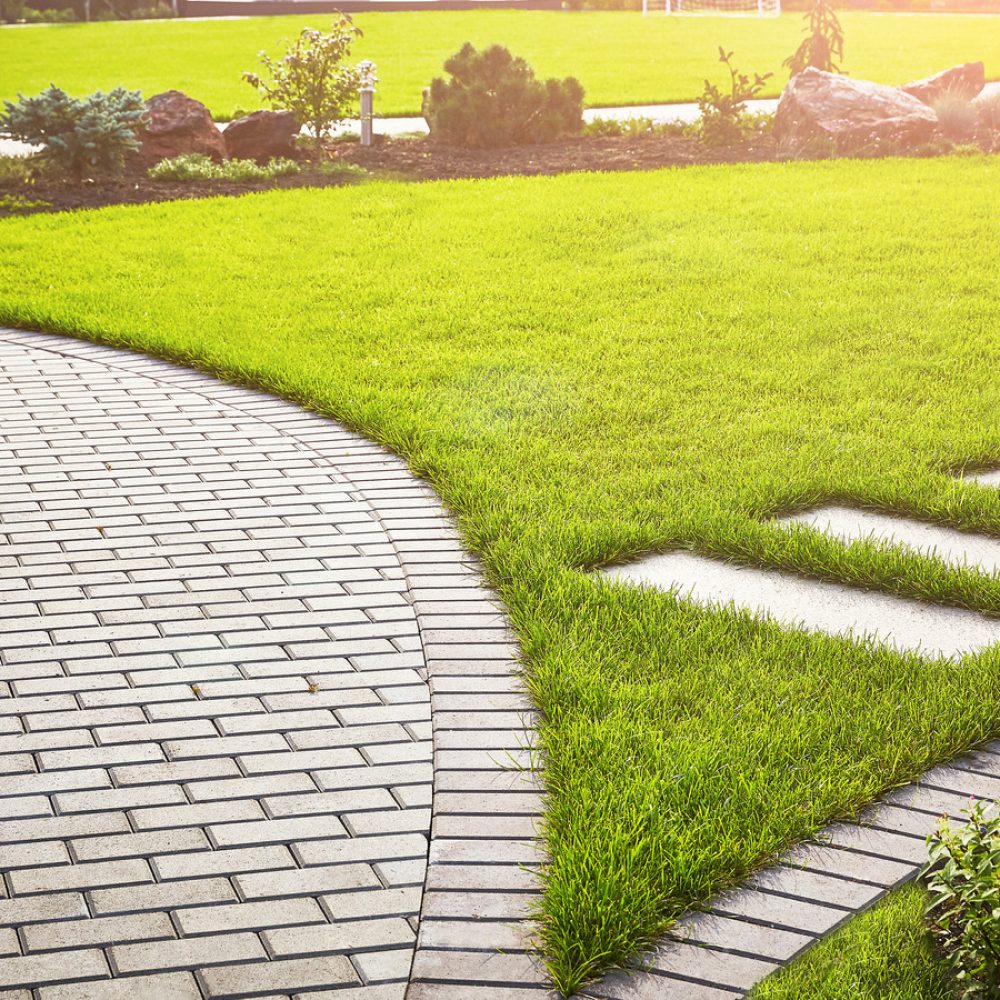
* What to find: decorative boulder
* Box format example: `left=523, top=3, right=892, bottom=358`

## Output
left=137, top=90, right=226, bottom=167
left=223, top=110, right=300, bottom=163
left=903, top=62, right=985, bottom=105
left=972, top=80, right=1000, bottom=128
left=774, top=68, right=939, bottom=153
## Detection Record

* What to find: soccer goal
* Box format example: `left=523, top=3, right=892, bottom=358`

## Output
left=642, top=0, right=780, bottom=15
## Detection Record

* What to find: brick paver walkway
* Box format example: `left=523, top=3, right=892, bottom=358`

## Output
left=0, top=330, right=545, bottom=1000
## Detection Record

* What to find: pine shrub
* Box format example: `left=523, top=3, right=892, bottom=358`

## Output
left=422, top=43, right=584, bottom=149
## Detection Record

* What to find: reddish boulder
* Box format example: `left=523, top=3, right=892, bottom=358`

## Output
left=775, top=68, right=939, bottom=153
left=903, top=62, right=985, bottom=105
left=223, top=110, right=300, bottom=162
left=137, top=90, right=226, bottom=167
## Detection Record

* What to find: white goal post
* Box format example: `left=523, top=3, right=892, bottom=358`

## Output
left=642, top=0, right=780, bottom=15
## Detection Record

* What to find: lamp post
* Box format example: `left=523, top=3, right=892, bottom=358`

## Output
left=358, top=61, right=378, bottom=148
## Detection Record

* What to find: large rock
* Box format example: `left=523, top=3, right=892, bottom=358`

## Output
left=774, top=68, right=939, bottom=153
left=223, top=110, right=300, bottom=163
left=903, top=62, right=985, bottom=105
left=972, top=80, right=1000, bottom=128
left=137, top=90, right=226, bottom=167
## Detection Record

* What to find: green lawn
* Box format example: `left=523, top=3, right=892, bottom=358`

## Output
left=4, top=157, right=1000, bottom=992
left=2, top=11, right=1000, bottom=118
left=750, top=884, right=954, bottom=999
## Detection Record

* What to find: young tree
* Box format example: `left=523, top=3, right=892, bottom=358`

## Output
left=784, top=0, right=845, bottom=78
left=244, top=17, right=362, bottom=156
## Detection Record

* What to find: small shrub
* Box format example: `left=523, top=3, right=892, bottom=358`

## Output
left=317, top=159, right=367, bottom=178
left=148, top=153, right=300, bottom=182
left=951, top=142, right=983, bottom=157
left=0, top=154, right=33, bottom=186
left=22, top=5, right=75, bottom=20
left=924, top=799, right=1000, bottom=999
left=784, top=0, right=845, bottom=78
left=582, top=116, right=691, bottom=139
left=0, top=85, right=145, bottom=181
left=698, top=48, right=772, bottom=147
left=244, top=17, right=362, bottom=155
left=933, top=90, right=979, bottom=141
left=422, top=43, right=584, bottom=149
left=0, top=192, right=49, bottom=213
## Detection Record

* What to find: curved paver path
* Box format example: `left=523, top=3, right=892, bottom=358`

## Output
left=7, top=327, right=989, bottom=1000
left=0, top=329, right=546, bottom=1000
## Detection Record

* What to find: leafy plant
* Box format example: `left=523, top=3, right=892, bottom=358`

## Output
left=148, top=153, right=300, bottom=181
left=0, top=85, right=145, bottom=181
left=924, top=799, right=1000, bottom=998
left=422, top=43, right=584, bottom=148
left=21, top=5, right=75, bottom=21
left=243, top=17, right=362, bottom=155
left=582, top=115, right=690, bottom=139
left=0, top=192, right=49, bottom=213
left=697, top=48, right=772, bottom=146
left=784, top=0, right=845, bottom=78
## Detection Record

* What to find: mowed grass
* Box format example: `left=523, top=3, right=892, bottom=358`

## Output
left=5, top=158, right=1000, bottom=991
left=750, top=885, right=954, bottom=1000
left=3, top=11, right=1000, bottom=117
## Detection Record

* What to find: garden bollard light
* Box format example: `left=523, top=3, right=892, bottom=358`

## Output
left=358, top=61, right=378, bottom=147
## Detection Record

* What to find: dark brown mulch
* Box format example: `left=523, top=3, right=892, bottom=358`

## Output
left=334, top=131, right=780, bottom=180
left=0, top=165, right=365, bottom=217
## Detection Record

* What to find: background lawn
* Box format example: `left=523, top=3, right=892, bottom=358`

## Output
left=749, top=884, right=954, bottom=999
left=2, top=11, right=1000, bottom=118
left=4, top=157, right=1000, bottom=992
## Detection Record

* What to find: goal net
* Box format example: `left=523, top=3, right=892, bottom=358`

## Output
left=642, top=0, right=780, bottom=15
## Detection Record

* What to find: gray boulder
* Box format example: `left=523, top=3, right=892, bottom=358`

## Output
left=903, top=62, right=985, bottom=105
left=775, top=68, right=939, bottom=153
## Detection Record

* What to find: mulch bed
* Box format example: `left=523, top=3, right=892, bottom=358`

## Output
left=0, top=128, right=955, bottom=217
left=0, top=165, right=366, bottom=216
left=335, top=130, right=779, bottom=180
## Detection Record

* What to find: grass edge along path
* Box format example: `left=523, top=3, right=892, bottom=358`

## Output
left=3, top=11, right=1000, bottom=118
left=4, top=158, right=1000, bottom=992
left=748, top=884, right=955, bottom=999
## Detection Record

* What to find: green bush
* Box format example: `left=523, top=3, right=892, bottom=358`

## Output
left=148, top=153, right=300, bottom=182
left=0, top=192, right=49, bottom=213
left=698, top=48, right=771, bottom=146
left=244, top=17, right=362, bottom=155
left=0, top=85, right=144, bottom=181
left=422, top=43, right=584, bottom=148
left=22, top=5, right=76, bottom=20
left=924, top=798, right=1000, bottom=999
left=582, top=115, right=689, bottom=139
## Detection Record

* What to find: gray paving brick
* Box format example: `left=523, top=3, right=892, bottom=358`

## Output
left=0, top=950, right=109, bottom=990
left=198, top=956, right=361, bottom=997
left=175, top=897, right=326, bottom=936
left=37, top=971, right=201, bottom=1000
left=72, top=826, right=210, bottom=863
left=23, top=913, right=175, bottom=952
left=89, top=877, right=238, bottom=915
left=110, top=933, right=266, bottom=975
